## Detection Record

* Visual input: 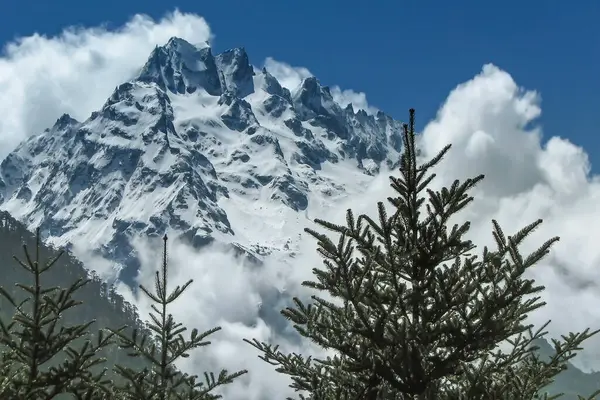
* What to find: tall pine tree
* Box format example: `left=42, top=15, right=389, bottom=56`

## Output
left=110, top=234, right=247, bottom=400
left=245, top=109, right=600, bottom=400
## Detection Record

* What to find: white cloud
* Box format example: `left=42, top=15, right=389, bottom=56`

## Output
left=263, top=57, right=379, bottom=114
left=330, top=86, right=379, bottom=115
left=117, top=234, right=332, bottom=400
left=415, top=64, right=600, bottom=372
left=3, top=10, right=600, bottom=399
left=0, top=10, right=212, bottom=160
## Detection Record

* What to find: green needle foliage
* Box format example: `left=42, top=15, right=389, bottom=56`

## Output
left=109, top=234, right=248, bottom=400
left=245, top=109, right=600, bottom=400
left=0, top=228, right=117, bottom=399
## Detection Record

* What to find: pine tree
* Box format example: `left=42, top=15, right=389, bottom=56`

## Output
left=0, top=228, right=117, bottom=399
left=110, top=234, right=247, bottom=400
left=245, top=109, right=600, bottom=400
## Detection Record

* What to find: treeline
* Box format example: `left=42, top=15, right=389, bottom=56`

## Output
left=0, top=109, right=599, bottom=399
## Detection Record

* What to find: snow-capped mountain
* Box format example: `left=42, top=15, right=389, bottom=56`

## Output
left=0, top=37, right=404, bottom=285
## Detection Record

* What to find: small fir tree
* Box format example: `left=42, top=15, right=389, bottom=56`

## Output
left=0, top=228, right=117, bottom=399
left=110, top=234, right=247, bottom=400
left=245, top=109, right=599, bottom=400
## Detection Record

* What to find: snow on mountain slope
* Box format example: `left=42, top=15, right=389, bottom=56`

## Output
left=0, top=37, right=404, bottom=285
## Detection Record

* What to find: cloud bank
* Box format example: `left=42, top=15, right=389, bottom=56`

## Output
left=2, top=10, right=600, bottom=399
left=416, top=64, right=600, bottom=372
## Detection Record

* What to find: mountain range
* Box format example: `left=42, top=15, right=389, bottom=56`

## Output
left=0, top=37, right=403, bottom=286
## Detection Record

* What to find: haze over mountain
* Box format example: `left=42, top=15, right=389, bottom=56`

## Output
left=1, top=11, right=600, bottom=399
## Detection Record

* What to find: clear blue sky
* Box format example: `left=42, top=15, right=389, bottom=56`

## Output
left=2, top=0, right=599, bottom=170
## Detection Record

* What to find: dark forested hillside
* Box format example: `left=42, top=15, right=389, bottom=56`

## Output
left=0, top=210, right=153, bottom=382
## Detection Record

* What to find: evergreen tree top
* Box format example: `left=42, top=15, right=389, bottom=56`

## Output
left=245, top=108, right=600, bottom=400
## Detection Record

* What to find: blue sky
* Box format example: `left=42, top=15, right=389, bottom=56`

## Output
left=2, top=0, right=599, bottom=170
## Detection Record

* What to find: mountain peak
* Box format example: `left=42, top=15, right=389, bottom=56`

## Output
left=214, top=47, right=255, bottom=98
left=136, top=38, right=257, bottom=99
left=256, top=67, right=291, bottom=101
left=137, top=37, right=221, bottom=96
left=298, top=76, right=319, bottom=92
left=164, top=36, right=210, bottom=52
left=163, top=36, right=209, bottom=55
left=52, top=113, right=79, bottom=130
left=292, top=76, right=343, bottom=121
